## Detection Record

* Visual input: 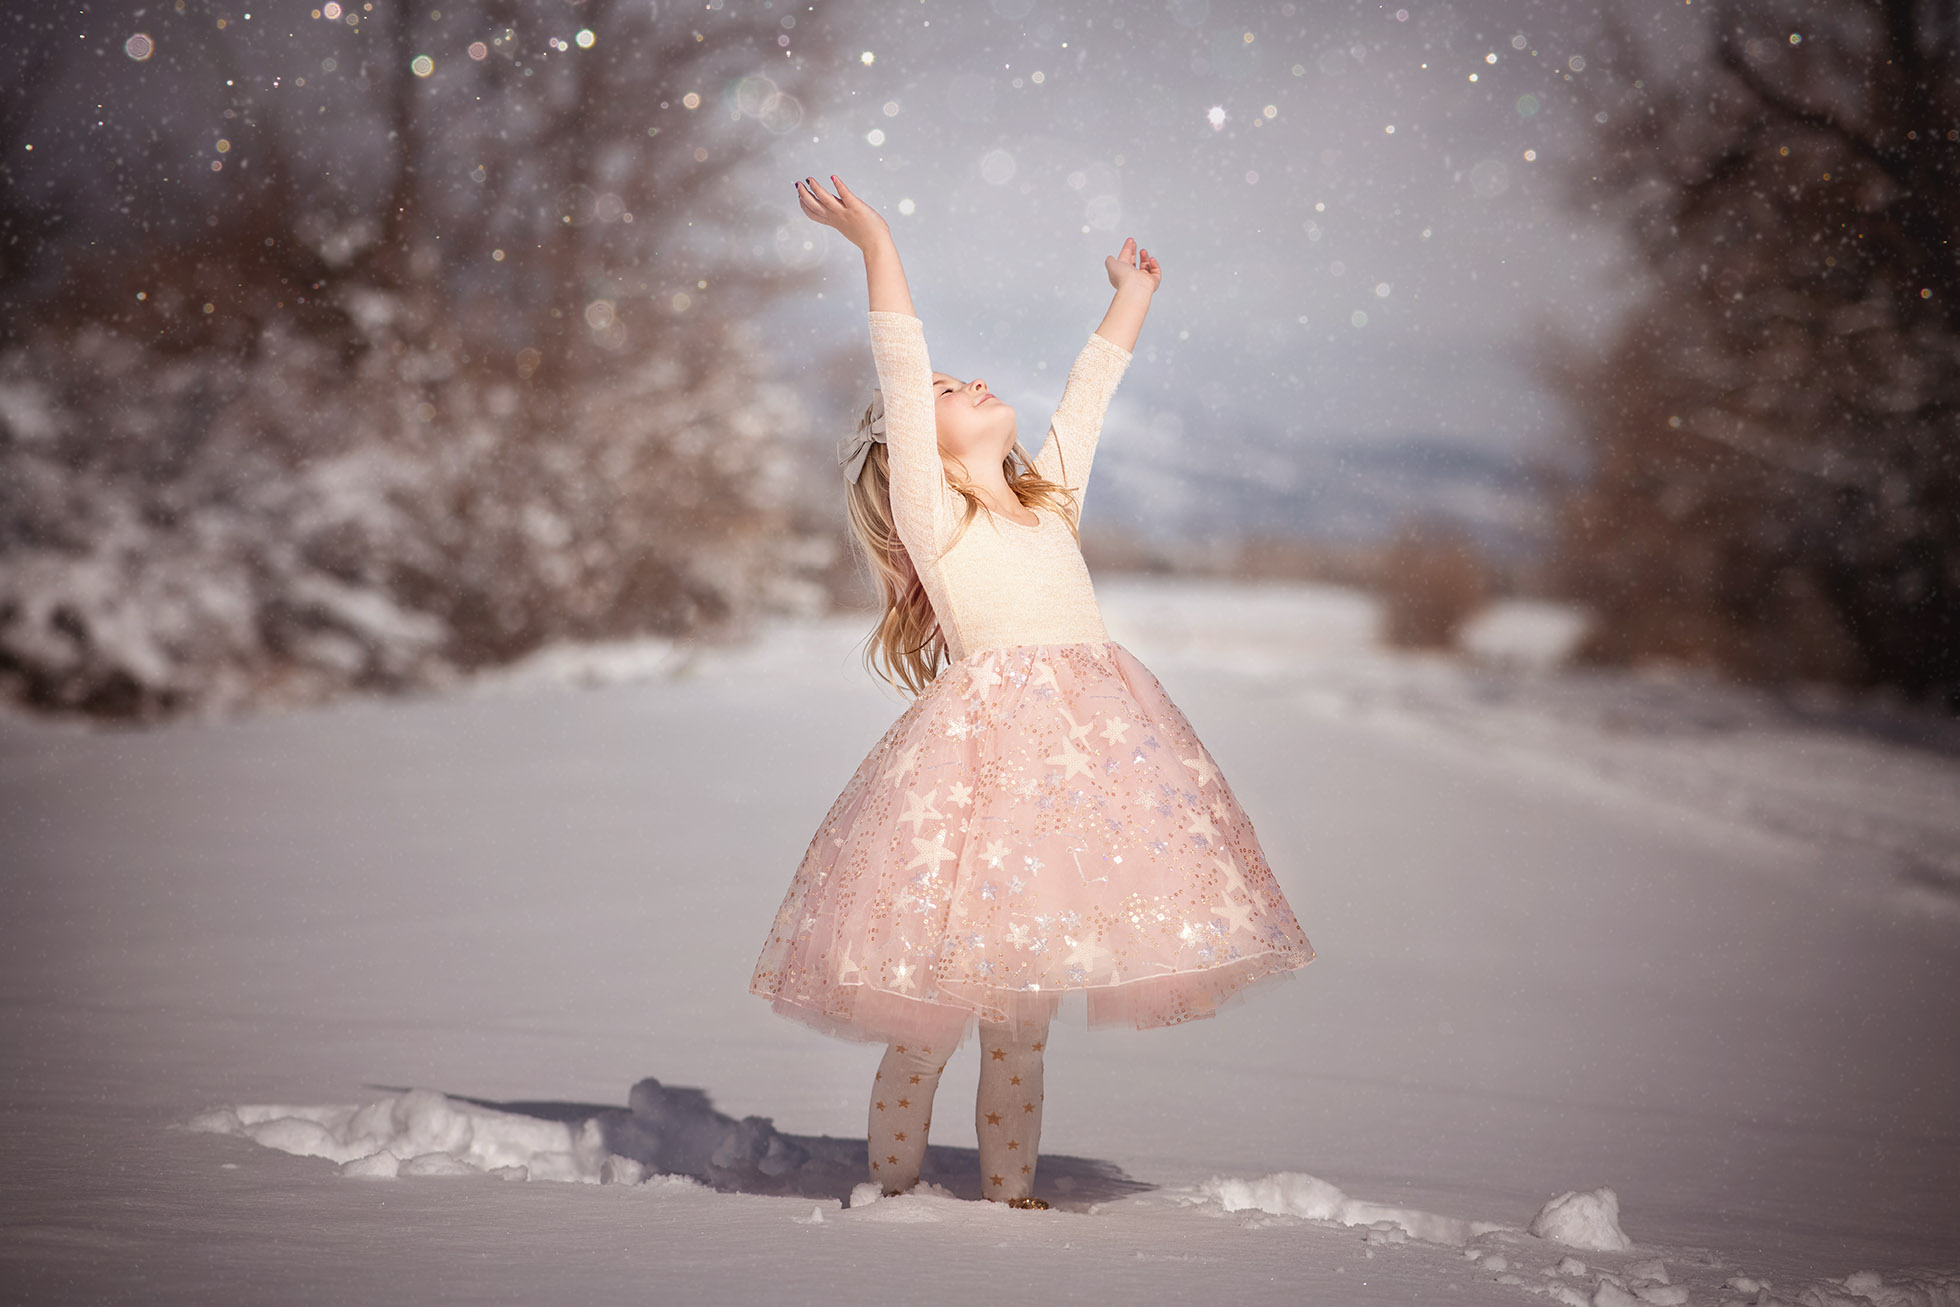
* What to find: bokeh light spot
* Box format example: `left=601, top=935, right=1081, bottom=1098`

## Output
left=1468, top=158, right=1510, bottom=196
left=125, top=33, right=155, bottom=61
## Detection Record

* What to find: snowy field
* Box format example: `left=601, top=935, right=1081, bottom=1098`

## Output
left=2, top=574, right=1956, bottom=1305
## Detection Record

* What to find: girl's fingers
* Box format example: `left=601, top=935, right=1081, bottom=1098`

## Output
left=795, top=183, right=831, bottom=225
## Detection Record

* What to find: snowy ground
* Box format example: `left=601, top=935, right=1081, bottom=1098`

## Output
left=3, top=574, right=1956, bottom=1305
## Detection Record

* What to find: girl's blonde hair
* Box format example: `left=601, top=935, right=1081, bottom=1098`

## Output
left=845, top=430, right=1082, bottom=697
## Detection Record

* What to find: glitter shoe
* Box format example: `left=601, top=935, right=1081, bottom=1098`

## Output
left=1003, top=1195, right=1050, bottom=1210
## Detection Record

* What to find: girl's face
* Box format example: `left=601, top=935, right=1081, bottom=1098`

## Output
left=931, top=371, right=1016, bottom=470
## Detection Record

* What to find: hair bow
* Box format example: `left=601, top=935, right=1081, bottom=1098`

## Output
left=837, top=387, right=888, bottom=484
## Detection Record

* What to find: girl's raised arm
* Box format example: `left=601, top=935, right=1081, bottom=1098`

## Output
left=865, top=303, right=950, bottom=559
left=1031, top=328, right=1134, bottom=526
left=862, top=235, right=915, bottom=317
left=797, top=175, right=948, bottom=555
left=1032, top=239, right=1160, bottom=523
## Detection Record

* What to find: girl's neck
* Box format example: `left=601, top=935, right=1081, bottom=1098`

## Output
left=955, top=463, right=1031, bottom=522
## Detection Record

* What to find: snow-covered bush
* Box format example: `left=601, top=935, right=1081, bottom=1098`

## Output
left=0, top=298, right=825, bottom=721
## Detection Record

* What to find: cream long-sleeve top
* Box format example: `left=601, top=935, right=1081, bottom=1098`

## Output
left=867, top=308, right=1134, bottom=665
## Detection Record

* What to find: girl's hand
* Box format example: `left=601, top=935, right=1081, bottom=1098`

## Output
left=796, top=174, right=893, bottom=252
left=1106, top=237, right=1162, bottom=295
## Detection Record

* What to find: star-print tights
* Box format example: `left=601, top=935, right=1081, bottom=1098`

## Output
left=868, top=1013, right=1050, bottom=1202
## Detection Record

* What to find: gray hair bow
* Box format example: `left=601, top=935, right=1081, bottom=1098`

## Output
left=837, top=387, right=888, bottom=484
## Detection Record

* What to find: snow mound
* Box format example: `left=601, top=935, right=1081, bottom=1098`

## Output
left=608, top=1076, right=811, bottom=1181
left=1528, top=1186, right=1635, bottom=1251
left=1193, top=1170, right=1511, bottom=1247
left=183, top=1088, right=630, bottom=1183
left=180, top=1081, right=756, bottom=1183
left=1780, top=1267, right=1960, bottom=1307
left=839, top=1180, right=963, bottom=1222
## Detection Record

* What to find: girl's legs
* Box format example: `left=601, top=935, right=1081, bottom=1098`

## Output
left=975, top=1012, right=1050, bottom=1202
left=867, top=1037, right=953, bottom=1195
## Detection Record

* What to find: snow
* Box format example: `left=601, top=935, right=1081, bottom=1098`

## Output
left=2, top=575, right=1956, bottom=1304
left=1526, top=1188, right=1635, bottom=1253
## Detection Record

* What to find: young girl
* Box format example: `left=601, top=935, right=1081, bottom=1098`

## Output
left=750, top=174, right=1316, bottom=1210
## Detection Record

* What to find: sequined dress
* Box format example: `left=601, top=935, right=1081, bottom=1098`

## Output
left=749, top=310, right=1316, bottom=1053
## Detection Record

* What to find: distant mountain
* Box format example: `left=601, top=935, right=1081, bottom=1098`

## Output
left=1090, top=430, right=1567, bottom=564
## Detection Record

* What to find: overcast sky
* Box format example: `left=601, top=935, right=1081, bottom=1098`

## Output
left=754, top=0, right=1710, bottom=546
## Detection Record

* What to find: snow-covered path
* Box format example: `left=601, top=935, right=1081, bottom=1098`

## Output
left=3, top=577, right=1955, bottom=1304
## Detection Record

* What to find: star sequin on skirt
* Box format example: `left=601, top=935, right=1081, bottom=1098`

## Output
left=750, top=640, right=1316, bottom=1051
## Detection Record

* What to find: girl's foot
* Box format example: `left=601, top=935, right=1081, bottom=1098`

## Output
left=1003, top=1195, right=1050, bottom=1210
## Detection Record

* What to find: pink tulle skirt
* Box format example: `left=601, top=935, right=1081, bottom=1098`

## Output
left=749, top=640, right=1316, bottom=1054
